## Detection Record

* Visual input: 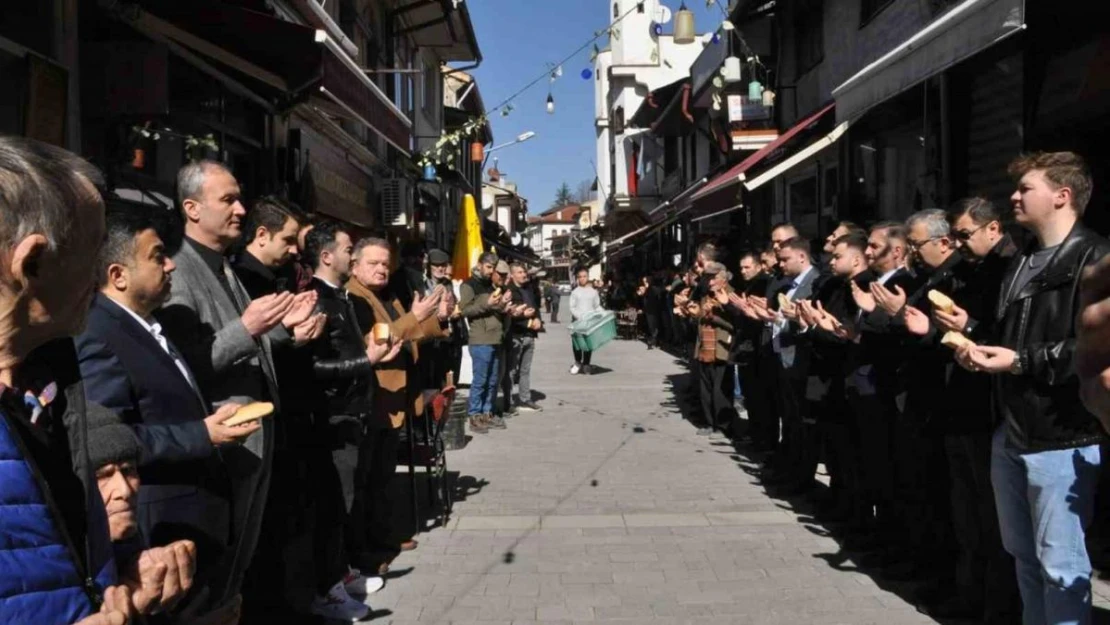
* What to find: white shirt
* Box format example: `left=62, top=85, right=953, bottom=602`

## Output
left=114, top=298, right=204, bottom=399
left=877, top=267, right=900, bottom=285
left=771, top=265, right=816, bottom=353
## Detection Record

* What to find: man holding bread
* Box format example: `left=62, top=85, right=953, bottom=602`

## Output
left=955, top=152, right=1109, bottom=624
left=347, top=237, right=447, bottom=561
left=460, top=252, right=509, bottom=431
left=901, top=199, right=1021, bottom=621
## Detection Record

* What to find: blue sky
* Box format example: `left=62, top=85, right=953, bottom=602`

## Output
left=464, top=0, right=728, bottom=213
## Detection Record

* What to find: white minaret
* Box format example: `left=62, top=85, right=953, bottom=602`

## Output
left=610, top=0, right=662, bottom=67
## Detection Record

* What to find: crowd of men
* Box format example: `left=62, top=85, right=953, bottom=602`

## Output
left=0, top=135, right=545, bottom=625
left=650, top=151, right=1110, bottom=625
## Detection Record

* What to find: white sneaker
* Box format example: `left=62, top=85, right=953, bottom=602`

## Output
left=309, top=582, right=370, bottom=621
left=569, top=364, right=580, bottom=375
left=343, top=567, right=385, bottom=596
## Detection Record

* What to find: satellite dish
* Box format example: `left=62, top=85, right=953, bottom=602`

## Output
left=511, top=232, right=523, bottom=246
left=655, top=5, right=672, bottom=24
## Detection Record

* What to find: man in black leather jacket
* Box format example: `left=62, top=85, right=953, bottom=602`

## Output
left=303, top=221, right=399, bottom=618
left=957, top=152, right=1110, bottom=625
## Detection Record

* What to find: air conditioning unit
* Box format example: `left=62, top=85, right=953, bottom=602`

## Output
left=381, top=178, right=412, bottom=227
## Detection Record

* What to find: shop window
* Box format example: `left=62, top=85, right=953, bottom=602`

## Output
left=859, top=0, right=894, bottom=26
left=788, top=173, right=819, bottom=239
left=794, top=0, right=824, bottom=77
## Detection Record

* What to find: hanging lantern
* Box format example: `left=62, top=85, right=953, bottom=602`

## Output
left=722, top=56, right=742, bottom=83
left=673, top=2, right=695, bottom=44
left=581, top=68, right=593, bottom=80
left=546, top=93, right=555, bottom=114
left=762, top=88, right=776, bottom=107
left=470, top=141, right=484, bottom=163
left=422, top=163, right=437, bottom=181
left=748, top=79, right=763, bottom=101
left=131, top=148, right=145, bottom=169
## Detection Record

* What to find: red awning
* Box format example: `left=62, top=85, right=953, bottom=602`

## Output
left=691, top=102, right=835, bottom=202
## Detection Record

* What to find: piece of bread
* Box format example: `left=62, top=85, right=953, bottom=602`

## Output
left=928, top=290, right=955, bottom=313
left=491, top=287, right=502, bottom=298
left=370, top=323, right=391, bottom=345
left=940, top=331, right=975, bottom=350
left=223, top=402, right=274, bottom=427
left=777, top=293, right=791, bottom=310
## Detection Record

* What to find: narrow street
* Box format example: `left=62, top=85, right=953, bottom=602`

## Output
left=368, top=304, right=944, bottom=624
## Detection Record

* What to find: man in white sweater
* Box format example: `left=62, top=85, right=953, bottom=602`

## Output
left=569, top=267, right=602, bottom=374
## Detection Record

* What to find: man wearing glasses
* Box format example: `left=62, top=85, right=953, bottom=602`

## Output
left=868, top=209, right=966, bottom=585
left=902, top=199, right=1020, bottom=621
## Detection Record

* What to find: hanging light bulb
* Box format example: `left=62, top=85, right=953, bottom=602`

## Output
left=748, top=79, right=763, bottom=101
left=546, top=93, right=555, bottom=114
left=674, top=2, right=695, bottom=44
left=723, top=56, right=742, bottom=83
left=762, top=88, right=776, bottom=107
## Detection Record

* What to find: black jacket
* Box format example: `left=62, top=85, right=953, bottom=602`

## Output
left=233, top=254, right=321, bottom=446
left=942, top=236, right=1018, bottom=434
left=857, top=267, right=924, bottom=396
left=309, top=278, right=376, bottom=417
left=730, top=274, right=770, bottom=365
left=508, top=282, right=541, bottom=337
left=991, top=223, right=1110, bottom=451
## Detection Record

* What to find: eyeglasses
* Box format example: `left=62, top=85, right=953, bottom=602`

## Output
left=953, top=223, right=989, bottom=242
left=906, top=237, right=941, bottom=252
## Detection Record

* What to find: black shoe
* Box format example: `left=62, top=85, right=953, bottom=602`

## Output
left=518, top=401, right=543, bottom=412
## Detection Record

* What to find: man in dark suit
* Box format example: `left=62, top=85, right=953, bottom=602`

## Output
left=76, top=206, right=259, bottom=622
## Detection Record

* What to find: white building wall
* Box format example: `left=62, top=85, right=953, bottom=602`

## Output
left=594, top=0, right=708, bottom=217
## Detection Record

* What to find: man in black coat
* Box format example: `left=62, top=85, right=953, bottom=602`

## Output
left=76, top=207, right=257, bottom=622
left=902, top=199, right=1020, bottom=622
left=728, top=252, right=771, bottom=448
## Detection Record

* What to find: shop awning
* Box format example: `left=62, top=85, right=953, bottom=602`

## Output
left=135, top=0, right=412, bottom=153
left=606, top=223, right=653, bottom=249
left=690, top=102, right=835, bottom=202
left=743, top=121, right=851, bottom=191
left=832, top=0, right=1025, bottom=123
left=392, top=0, right=482, bottom=63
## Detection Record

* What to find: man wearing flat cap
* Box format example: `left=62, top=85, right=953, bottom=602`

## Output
left=422, top=249, right=458, bottom=391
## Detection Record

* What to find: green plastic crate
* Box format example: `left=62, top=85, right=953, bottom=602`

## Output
left=570, top=311, right=617, bottom=352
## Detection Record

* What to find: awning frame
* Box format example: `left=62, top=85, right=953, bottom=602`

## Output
left=743, top=121, right=850, bottom=191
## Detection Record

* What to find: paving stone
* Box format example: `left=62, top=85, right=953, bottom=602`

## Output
left=374, top=315, right=946, bottom=624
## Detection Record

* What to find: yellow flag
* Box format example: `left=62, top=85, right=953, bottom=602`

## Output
left=452, top=193, right=484, bottom=281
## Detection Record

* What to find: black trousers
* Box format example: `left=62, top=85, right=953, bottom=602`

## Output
left=345, top=426, right=400, bottom=558
left=946, top=432, right=1021, bottom=622
left=550, top=300, right=560, bottom=322
left=308, top=446, right=348, bottom=595
left=892, top=405, right=953, bottom=562
left=847, top=390, right=896, bottom=530
left=572, top=343, right=592, bottom=366
left=644, top=310, right=660, bottom=345
left=749, top=351, right=782, bottom=451
left=698, top=361, right=738, bottom=433
left=497, top=342, right=512, bottom=413
left=773, top=368, right=807, bottom=474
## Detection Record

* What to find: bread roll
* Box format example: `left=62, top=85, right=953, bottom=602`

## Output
left=491, top=287, right=502, bottom=298
left=371, top=323, right=391, bottom=345
left=928, top=290, right=955, bottom=313
left=223, top=402, right=274, bottom=427
left=777, top=293, right=791, bottom=310
left=940, top=331, right=975, bottom=350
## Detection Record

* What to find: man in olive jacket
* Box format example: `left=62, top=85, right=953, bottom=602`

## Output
left=459, top=252, right=509, bottom=432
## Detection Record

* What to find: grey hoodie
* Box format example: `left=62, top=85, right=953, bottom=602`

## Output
left=569, top=284, right=601, bottom=322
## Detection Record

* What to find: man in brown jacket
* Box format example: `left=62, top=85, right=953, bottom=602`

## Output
left=345, top=237, right=448, bottom=566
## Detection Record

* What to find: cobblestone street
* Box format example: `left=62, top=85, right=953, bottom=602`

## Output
left=368, top=304, right=960, bottom=625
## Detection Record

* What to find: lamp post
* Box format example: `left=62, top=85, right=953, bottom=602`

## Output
left=481, top=131, right=536, bottom=170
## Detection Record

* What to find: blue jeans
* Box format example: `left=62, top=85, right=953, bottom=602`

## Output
left=468, top=345, right=501, bottom=416
left=991, top=425, right=1101, bottom=625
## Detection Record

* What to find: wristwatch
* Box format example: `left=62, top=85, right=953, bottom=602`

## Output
left=1009, top=354, right=1024, bottom=375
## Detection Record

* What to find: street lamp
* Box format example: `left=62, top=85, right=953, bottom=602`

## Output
left=482, top=131, right=536, bottom=170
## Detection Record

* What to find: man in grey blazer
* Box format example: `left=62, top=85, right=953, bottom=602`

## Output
left=156, top=160, right=320, bottom=623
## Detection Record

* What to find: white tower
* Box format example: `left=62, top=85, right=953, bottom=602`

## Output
left=610, top=0, right=661, bottom=67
